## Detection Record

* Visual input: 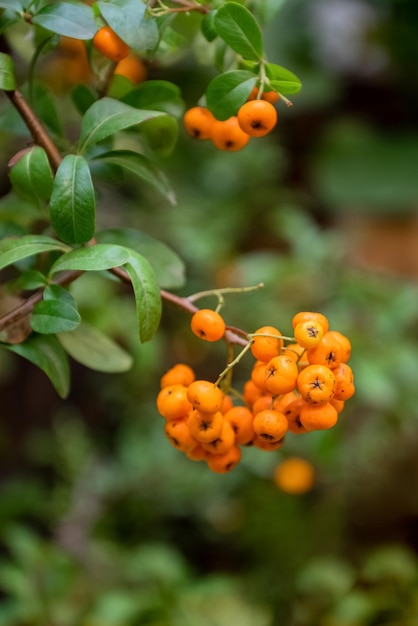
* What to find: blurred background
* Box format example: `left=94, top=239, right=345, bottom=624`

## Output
left=1, top=0, right=418, bottom=624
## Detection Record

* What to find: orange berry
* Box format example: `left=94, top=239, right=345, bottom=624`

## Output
left=307, top=332, right=344, bottom=370
left=251, top=360, right=269, bottom=391
left=187, top=410, right=224, bottom=443
left=247, top=86, right=259, bottom=100
left=183, top=106, right=215, bottom=140
left=299, top=401, right=339, bottom=431
left=283, top=342, right=306, bottom=363
left=221, top=394, right=234, bottom=414
left=160, top=363, right=195, bottom=388
left=211, top=116, right=250, bottom=151
left=327, top=330, right=352, bottom=363
left=274, top=457, right=315, bottom=494
left=264, top=355, right=299, bottom=396
left=275, top=393, right=309, bottom=434
left=186, top=380, right=223, bottom=414
left=294, top=320, right=325, bottom=349
left=93, top=26, right=130, bottom=62
left=186, top=443, right=209, bottom=461
left=237, top=99, right=277, bottom=137
left=224, top=405, right=255, bottom=445
left=253, top=409, right=288, bottom=442
left=252, top=394, right=274, bottom=415
left=243, top=379, right=266, bottom=408
left=156, top=385, right=193, bottom=420
left=253, top=434, right=285, bottom=451
left=261, top=90, right=279, bottom=103
left=332, top=363, right=355, bottom=401
left=250, top=325, right=283, bottom=362
left=206, top=445, right=241, bottom=473
left=202, top=419, right=235, bottom=455
left=297, top=364, right=336, bottom=405
left=164, top=419, right=198, bottom=453
left=292, top=311, right=329, bottom=334
left=330, top=398, right=345, bottom=414
left=114, top=53, right=147, bottom=83
left=190, top=308, right=226, bottom=342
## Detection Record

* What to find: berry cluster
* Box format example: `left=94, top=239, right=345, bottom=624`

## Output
left=183, top=87, right=280, bottom=152
left=156, top=309, right=355, bottom=474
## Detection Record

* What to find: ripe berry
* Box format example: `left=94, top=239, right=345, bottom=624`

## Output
left=183, top=106, right=216, bottom=140
left=114, top=53, right=147, bottom=83
left=186, top=380, right=224, bottom=414
left=191, top=309, right=226, bottom=342
left=92, top=26, right=130, bottom=62
left=274, top=457, right=315, bottom=494
left=237, top=100, right=277, bottom=138
left=211, top=116, right=250, bottom=151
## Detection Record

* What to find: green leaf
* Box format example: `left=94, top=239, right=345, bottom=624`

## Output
left=77, top=97, right=166, bottom=154
left=123, top=250, right=161, bottom=343
left=0, top=52, right=16, bottom=90
left=0, top=235, right=70, bottom=271
left=6, top=334, right=70, bottom=398
left=214, top=2, right=263, bottom=61
left=0, top=1, right=23, bottom=11
left=97, top=0, right=158, bottom=52
left=32, top=2, right=97, bottom=39
left=58, top=321, right=133, bottom=372
left=122, top=80, right=184, bottom=116
left=95, top=228, right=185, bottom=288
left=71, top=84, right=97, bottom=116
left=43, top=284, right=77, bottom=305
left=91, top=149, right=176, bottom=204
left=49, top=244, right=132, bottom=275
left=9, top=146, right=54, bottom=205
left=201, top=10, right=218, bottom=42
left=206, top=70, right=257, bottom=120
left=138, top=115, right=178, bottom=156
left=30, top=299, right=81, bottom=334
left=14, top=269, right=48, bottom=290
left=49, top=154, right=96, bottom=244
left=265, top=63, right=302, bottom=95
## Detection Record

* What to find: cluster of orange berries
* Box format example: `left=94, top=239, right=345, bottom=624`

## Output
left=183, top=87, right=280, bottom=152
left=92, top=25, right=147, bottom=83
left=156, top=309, right=355, bottom=474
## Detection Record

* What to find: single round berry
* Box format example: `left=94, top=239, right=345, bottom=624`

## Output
left=183, top=106, right=216, bottom=140
left=93, top=26, right=130, bottom=62
left=237, top=100, right=277, bottom=138
left=274, top=457, right=315, bottom=494
left=191, top=309, right=226, bottom=342
left=211, top=116, right=250, bottom=151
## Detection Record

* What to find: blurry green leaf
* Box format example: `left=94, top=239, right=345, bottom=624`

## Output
left=328, top=590, right=376, bottom=624
left=30, top=299, right=81, bottom=334
left=43, top=284, right=77, bottom=305
left=96, top=228, right=185, bottom=288
left=32, top=2, right=97, bottom=39
left=0, top=51, right=16, bottom=90
left=9, top=146, right=54, bottom=205
left=265, top=62, right=302, bottom=94
left=14, top=269, right=48, bottom=290
left=123, top=250, right=162, bottom=342
left=201, top=10, right=218, bottom=42
left=6, top=334, right=70, bottom=397
left=206, top=70, right=257, bottom=120
left=0, top=0, right=23, bottom=11
left=256, top=0, right=286, bottom=25
left=58, top=321, right=133, bottom=372
left=122, top=80, right=184, bottom=116
left=49, top=154, right=96, bottom=244
left=90, top=591, right=141, bottom=624
left=0, top=9, right=20, bottom=34
left=362, top=545, right=418, bottom=585
left=77, top=97, right=166, bottom=154
left=71, top=83, right=97, bottom=116
left=0, top=235, right=70, bottom=271
left=91, top=149, right=176, bottom=204
left=296, top=557, right=355, bottom=600
left=49, top=244, right=131, bottom=275
left=97, top=0, right=147, bottom=49
left=214, top=3, right=263, bottom=61
left=138, top=114, right=178, bottom=155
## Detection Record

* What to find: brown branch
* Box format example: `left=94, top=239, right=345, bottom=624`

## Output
left=5, top=89, right=62, bottom=172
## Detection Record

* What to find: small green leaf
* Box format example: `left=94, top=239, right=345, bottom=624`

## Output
left=49, top=154, right=96, bottom=244
left=9, top=146, right=54, bottom=205
left=96, top=0, right=145, bottom=49
left=0, top=52, right=16, bottom=90
left=32, top=2, right=97, bottom=39
left=77, top=97, right=166, bottom=154
left=49, top=244, right=132, bottom=275
left=0, top=235, right=70, bottom=271
left=206, top=70, right=257, bottom=120
left=6, top=334, right=70, bottom=398
left=214, top=2, right=263, bottom=61
left=122, top=80, right=184, bottom=116
left=139, top=115, right=178, bottom=156
left=71, top=84, right=97, bottom=116
left=95, top=228, right=185, bottom=288
left=58, top=321, right=133, bottom=372
left=91, top=150, right=176, bottom=204
left=201, top=10, right=218, bottom=42
left=123, top=250, right=161, bottom=342
left=43, top=284, right=77, bottom=305
left=30, top=299, right=81, bottom=334
left=14, top=269, right=48, bottom=290
left=265, top=63, right=302, bottom=95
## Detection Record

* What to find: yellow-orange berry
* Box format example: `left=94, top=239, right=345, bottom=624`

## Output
left=190, top=308, right=226, bottom=342
left=156, top=385, right=193, bottom=420
left=211, top=116, right=250, bottom=151
left=183, top=106, right=216, bottom=140
left=237, top=99, right=277, bottom=137
left=160, top=363, right=195, bottom=388
left=274, top=457, right=315, bottom=494
left=187, top=410, right=224, bottom=443
left=206, top=445, right=241, bottom=473
left=332, top=363, right=355, bottom=401
left=253, top=434, right=285, bottom=451
left=202, top=419, right=235, bottom=455
left=186, top=380, right=223, bottom=414
left=251, top=326, right=283, bottom=362
left=296, top=364, right=336, bottom=404
left=224, top=406, right=255, bottom=445
left=307, top=332, right=344, bottom=370
left=294, top=319, right=324, bottom=349
left=253, top=409, right=288, bottom=442
left=164, top=419, right=198, bottom=453
left=93, top=26, right=130, bottom=62
left=114, top=53, right=147, bottom=83
left=292, top=311, right=329, bottom=334
left=264, top=355, right=299, bottom=396
left=299, top=401, right=339, bottom=431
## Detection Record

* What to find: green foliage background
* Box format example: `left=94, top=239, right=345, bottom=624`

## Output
left=1, top=0, right=418, bottom=625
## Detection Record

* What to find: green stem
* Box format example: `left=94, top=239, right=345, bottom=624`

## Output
left=188, top=282, right=264, bottom=303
